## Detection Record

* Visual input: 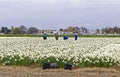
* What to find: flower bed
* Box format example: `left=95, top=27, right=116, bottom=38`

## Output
left=0, top=37, right=120, bottom=67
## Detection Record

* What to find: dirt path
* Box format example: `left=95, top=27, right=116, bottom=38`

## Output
left=0, top=66, right=119, bottom=77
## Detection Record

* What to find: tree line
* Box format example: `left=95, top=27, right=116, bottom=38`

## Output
left=1, top=25, right=120, bottom=35
left=0, top=25, right=38, bottom=34
left=96, top=26, right=120, bottom=34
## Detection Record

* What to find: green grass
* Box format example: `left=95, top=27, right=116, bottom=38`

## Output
left=0, top=34, right=120, bottom=37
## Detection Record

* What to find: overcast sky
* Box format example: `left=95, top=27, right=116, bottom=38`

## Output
left=0, top=0, right=120, bottom=30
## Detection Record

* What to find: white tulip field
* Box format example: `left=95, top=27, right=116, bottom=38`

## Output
left=0, top=37, right=120, bottom=67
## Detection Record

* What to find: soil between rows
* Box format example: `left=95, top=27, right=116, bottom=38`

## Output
left=0, top=66, right=119, bottom=77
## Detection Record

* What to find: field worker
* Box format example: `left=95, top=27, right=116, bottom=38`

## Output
left=63, top=35, right=68, bottom=40
left=43, top=33, right=47, bottom=40
left=55, top=33, right=59, bottom=40
left=74, top=33, right=78, bottom=40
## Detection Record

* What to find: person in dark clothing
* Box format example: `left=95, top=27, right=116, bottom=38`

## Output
left=74, top=33, right=78, bottom=40
left=55, top=33, right=59, bottom=40
left=43, top=33, right=47, bottom=40
left=63, top=35, right=68, bottom=40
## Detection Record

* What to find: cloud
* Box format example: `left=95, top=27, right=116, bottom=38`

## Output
left=0, top=0, right=62, bottom=3
left=0, top=0, right=88, bottom=8
left=67, top=0, right=88, bottom=8
left=88, top=0, right=120, bottom=8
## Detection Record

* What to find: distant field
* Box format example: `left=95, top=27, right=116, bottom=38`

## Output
left=0, top=37, right=120, bottom=68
